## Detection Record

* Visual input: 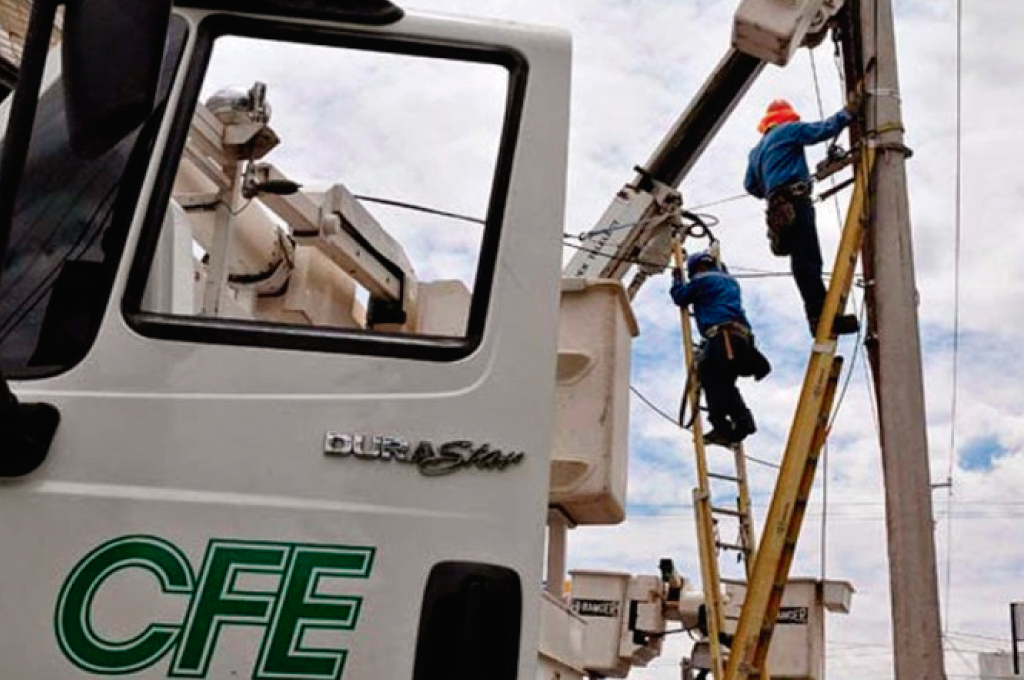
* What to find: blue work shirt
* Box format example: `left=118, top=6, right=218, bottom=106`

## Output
left=670, top=270, right=751, bottom=338
left=744, top=109, right=853, bottom=199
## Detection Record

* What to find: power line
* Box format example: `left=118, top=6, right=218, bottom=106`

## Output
left=353, top=194, right=486, bottom=225
left=944, top=0, right=964, bottom=637
left=687, top=193, right=750, bottom=211
left=628, top=384, right=781, bottom=469
left=807, top=45, right=846, bottom=231
left=946, top=629, right=1012, bottom=644
left=620, top=508, right=1024, bottom=522
left=631, top=499, right=1024, bottom=509
left=807, top=38, right=877, bottom=593
left=567, top=217, right=652, bottom=242
left=561, top=240, right=665, bottom=270
left=629, top=384, right=680, bottom=425
left=944, top=635, right=981, bottom=677
left=807, top=44, right=831, bottom=592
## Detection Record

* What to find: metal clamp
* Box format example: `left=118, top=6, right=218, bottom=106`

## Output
left=867, top=87, right=901, bottom=101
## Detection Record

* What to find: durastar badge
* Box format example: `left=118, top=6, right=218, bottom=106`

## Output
left=324, top=433, right=525, bottom=477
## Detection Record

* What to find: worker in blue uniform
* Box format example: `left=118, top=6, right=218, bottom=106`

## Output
left=744, top=98, right=859, bottom=336
left=670, top=251, right=770, bottom=447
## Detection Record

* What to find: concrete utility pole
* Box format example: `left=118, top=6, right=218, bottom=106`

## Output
left=855, top=0, right=948, bottom=678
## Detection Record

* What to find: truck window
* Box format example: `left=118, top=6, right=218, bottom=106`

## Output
left=0, top=18, right=187, bottom=380
left=127, top=19, right=517, bottom=361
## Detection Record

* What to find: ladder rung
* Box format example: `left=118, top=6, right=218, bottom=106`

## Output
left=711, top=505, right=744, bottom=518
left=721, top=577, right=748, bottom=587
left=716, top=541, right=750, bottom=553
left=708, top=471, right=742, bottom=483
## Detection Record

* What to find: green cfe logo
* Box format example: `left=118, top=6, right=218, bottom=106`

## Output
left=55, top=536, right=375, bottom=679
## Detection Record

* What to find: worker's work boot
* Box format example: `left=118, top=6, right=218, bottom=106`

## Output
left=832, top=314, right=860, bottom=335
left=703, top=426, right=736, bottom=448
left=808, top=314, right=860, bottom=337
left=732, top=413, right=757, bottom=442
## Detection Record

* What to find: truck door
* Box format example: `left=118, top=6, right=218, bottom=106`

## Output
left=0, top=3, right=570, bottom=679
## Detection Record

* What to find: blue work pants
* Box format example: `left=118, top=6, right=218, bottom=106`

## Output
left=788, top=194, right=827, bottom=323
left=698, top=333, right=753, bottom=433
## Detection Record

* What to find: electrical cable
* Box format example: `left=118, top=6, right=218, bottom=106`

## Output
left=943, top=0, right=964, bottom=636
left=571, top=218, right=649, bottom=241
left=228, top=197, right=253, bottom=216
left=808, top=46, right=847, bottom=230
left=826, top=291, right=868, bottom=433
left=628, top=384, right=781, bottom=470
left=943, top=635, right=980, bottom=677
left=353, top=194, right=486, bottom=225
left=562, top=242, right=840, bottom=282
left=807, top=39, right=872, bottom=597
left=687, top=193, right=751, bottom=212
left=945, top=630, right=1015, bottom=644
left=729, top=270, right=794, bottom=280
left=567, top=210, right=720, bottom=243
left=808, top=43, right=833, bottom=592
left=561, top=240, right=666, bottom=270
left=629, top=383, right=680, bottom=425
left=573, top=216, right=659, bottom=242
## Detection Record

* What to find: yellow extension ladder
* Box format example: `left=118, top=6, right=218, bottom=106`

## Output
left=673, top=148, right=874, bottom=680
left=671, top=238, right=765, bottom=680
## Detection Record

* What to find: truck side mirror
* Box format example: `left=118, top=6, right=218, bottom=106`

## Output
left=63, top=0, right=172, bottom=158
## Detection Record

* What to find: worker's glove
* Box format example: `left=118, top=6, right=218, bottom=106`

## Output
left=671, top=267, right=684, bottom=284
left=844, top=90, right=864, bottom=117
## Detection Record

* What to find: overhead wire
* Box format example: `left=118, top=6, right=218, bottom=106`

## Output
left=623, top=507, right=1024, bottom=522
left=943, top=0, right=964, bottom=636
left=568, top=216, right=654, bottom=241
left=628, top=384, right=781, bottom=470
left=561, top=239, right=666, bottom=270
left=686, top=193, right=751, bottom=211
left=805, top=27, right=891, bottom=634
left=945, top=629, right=1014, bottom=644
left=943, top=635, right=980, bottom=677
left=354, top=194, right=486, bottom=225
left=807, top=36, right=871, bottom=592
left=629, top=384, right=680, bottom=427
left=807, top=43, right=833, bottom=587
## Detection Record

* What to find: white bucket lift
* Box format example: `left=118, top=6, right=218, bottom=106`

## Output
left=550, top=278, right=638, bottom=526
left=537, top=591, right=587, bottom=680
left=709, top=579, right=855, bottom=680
left=733, top=0, right=843, bottom=66
left=567, top=570, right=666, bottom=678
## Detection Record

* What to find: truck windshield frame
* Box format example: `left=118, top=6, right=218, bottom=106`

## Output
left=175, top=0, right=405, bottom=25
left=0, top=17, right=189, bottom=380
left=123, top=12, right=529, bottom=362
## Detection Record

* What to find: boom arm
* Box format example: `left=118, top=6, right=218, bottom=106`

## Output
left=563, top=49, right=763, bottom=296
left=564, top=0, right=846, bottom=297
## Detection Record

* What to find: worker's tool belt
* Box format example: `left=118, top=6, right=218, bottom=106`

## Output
left=764, top=181, right=811, bottom=257
left=682, top=323, right=771, bottom=427
left=702, top=322, right=771, bottom=381
left=704, top=321, right=751, bottom=341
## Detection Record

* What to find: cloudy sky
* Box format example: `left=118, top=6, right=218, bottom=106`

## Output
left=387, top=1, right=1024, bottom=679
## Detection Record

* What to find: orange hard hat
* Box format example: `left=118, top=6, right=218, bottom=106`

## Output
left=758, top=99, right=800, bottom=133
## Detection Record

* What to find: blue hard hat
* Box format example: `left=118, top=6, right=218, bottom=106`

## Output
left=686, top=251, right=717, bottom=277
